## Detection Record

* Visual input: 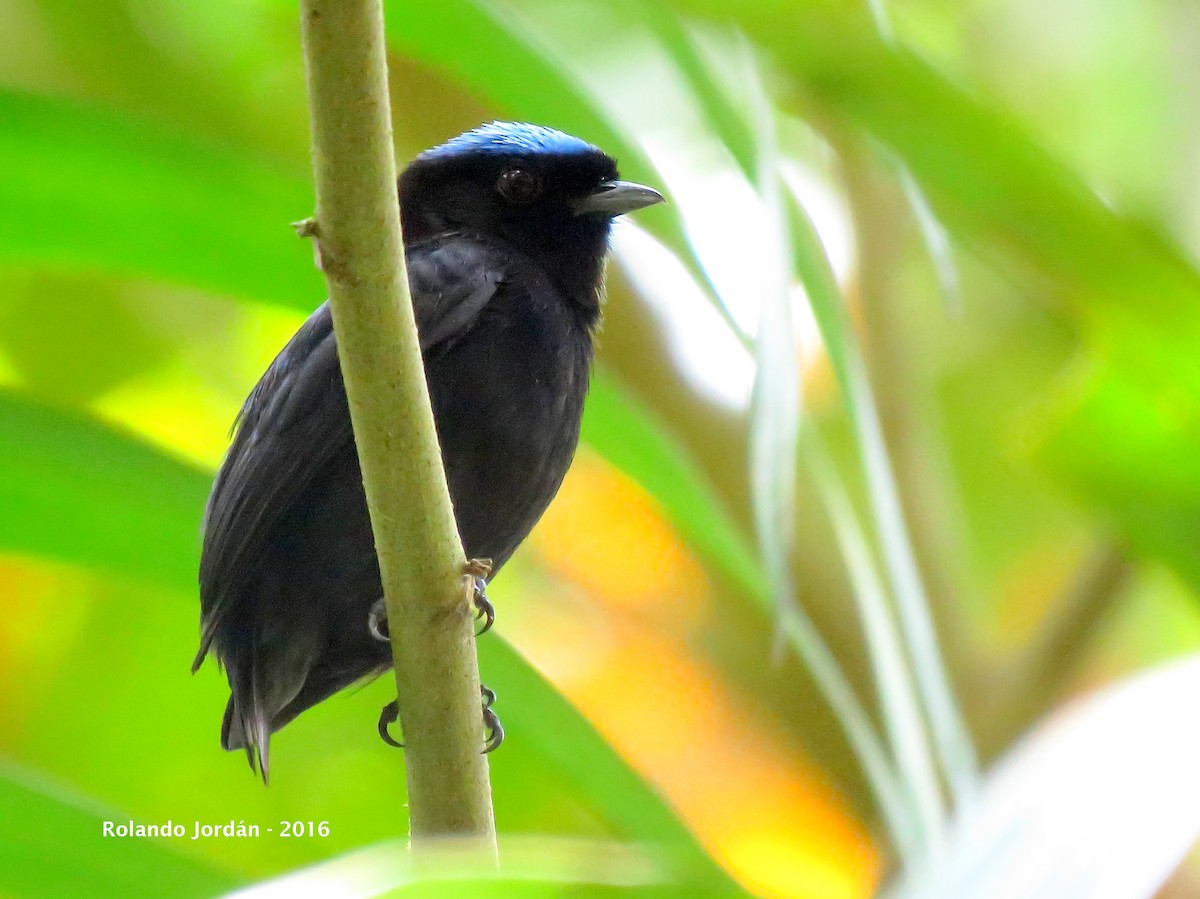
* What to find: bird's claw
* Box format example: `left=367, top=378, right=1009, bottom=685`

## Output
left=374, top=562, right=497, bottom=753
left=481, top=684, right=503, bottom=754
left=376, top=688, right=502, bottom=753
left=463, top=558, right=495, bottom=636
left=473, top=580, right=494, bottom=635
left=377, top=699, right=403, bottom=748
left=371, top=561, right=493, bottom=642
left=368, top=598, right=390, bottom=643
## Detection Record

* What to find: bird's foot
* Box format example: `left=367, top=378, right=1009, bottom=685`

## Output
left=370, top=560, right=493, bottom=642
left=367, top=598, right=390, bottom=643
left=481, top=684, right=503, bottom=754
left=464, top=558, right=494, bottom=636
left=376, top=688, right=501, bottom=754
left=377, top=699, right=403, bottom=748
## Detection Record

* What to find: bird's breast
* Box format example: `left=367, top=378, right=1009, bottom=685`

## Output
left=425, top=292, right=593, bottom=568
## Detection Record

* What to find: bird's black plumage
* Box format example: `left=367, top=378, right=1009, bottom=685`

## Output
left=194, top=122, right=663, bottom=780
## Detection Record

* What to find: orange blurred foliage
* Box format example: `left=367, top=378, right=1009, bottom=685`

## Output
left=524, top=454, right=880, bottom=899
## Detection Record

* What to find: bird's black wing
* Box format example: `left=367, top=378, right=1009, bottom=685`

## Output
left=195, top=235, right=506, bottom=669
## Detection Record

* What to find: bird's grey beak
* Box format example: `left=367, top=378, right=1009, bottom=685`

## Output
left=573, top=180, right=665, bottom=216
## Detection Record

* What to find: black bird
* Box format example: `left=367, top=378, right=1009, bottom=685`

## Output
left=194, top=122, right=663, bottom=781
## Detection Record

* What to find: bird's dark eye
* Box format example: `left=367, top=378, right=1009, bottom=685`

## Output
left=496, top=167, right=541, bottom=204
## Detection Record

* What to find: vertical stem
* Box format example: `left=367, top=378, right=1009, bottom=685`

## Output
left=835, top=136, right=980, bottom=805
left=838, top=139, right=973, bottom=670
left=297, top=0, right=497, bottom=848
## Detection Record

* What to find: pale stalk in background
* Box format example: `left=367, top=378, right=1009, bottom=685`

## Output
left=741, top=39, right=920, bottom=850
left=864, top=0, right=963, bottom=315
left=297, top=0, right=497, bottom=849
left=837, top=136, right=979, bottom=710
left=651, top=21, right=962, bottom=853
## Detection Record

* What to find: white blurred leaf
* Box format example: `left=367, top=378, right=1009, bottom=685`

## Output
left=224, top=836, right=666, bottom=899
left=894, top=654, right=1200, bottom=899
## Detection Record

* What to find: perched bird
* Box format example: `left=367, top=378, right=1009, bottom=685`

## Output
left=194, top=122, right=663, bottom=781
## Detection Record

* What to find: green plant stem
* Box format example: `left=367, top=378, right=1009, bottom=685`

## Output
left=297, top=0, right=497, bottom=847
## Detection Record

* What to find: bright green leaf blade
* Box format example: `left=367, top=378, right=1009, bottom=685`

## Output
left=1034, top=360, right=1200, bottom=590
left=0, top=762, right=240, bottom=899
left=658, top=0, right=1200, bottom=568
left=614, top=21, right=932, bottom=853
left=0, top=390, right=209, bottom=588
left=829, top=46, right=1200, bottom=336
left=637, top=5, right=757, bottom=178
left=0, top=90, right=320, bottom=309
left=643, top=11, right=959, bottom=838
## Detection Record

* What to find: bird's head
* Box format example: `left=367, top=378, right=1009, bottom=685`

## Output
left=399, top=122, right=663, bottom=314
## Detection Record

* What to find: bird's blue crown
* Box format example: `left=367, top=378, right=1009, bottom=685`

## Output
left=419, top=122, right=602, bottom=162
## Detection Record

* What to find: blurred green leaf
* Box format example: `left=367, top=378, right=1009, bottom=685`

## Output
left=610, top=14, right=951, bottom=855
left=786, top=189, right=977, bottom=815
left=8, top=0, right=310, bottom=160
left=641, top=14, right=965, bottom=841
left=638, top=5, right=756, bottom=177
left=0, top=273, right=173, bottom=404
left=662, top=0, right=1199, bottom=322
left=0, top=90, right=321, bottom=308
left=0, top=762, right=240, bottom=898
left=0, top=390, right=208, bottom=588
left=1035, top=360, right=1200, bottom=589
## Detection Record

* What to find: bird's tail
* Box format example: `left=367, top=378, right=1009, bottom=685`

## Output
left=218, top=636, right=315, bottom=785
left=221, top=696, right=272, bottom=783
left=221, top=658, right=274, bottom=784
